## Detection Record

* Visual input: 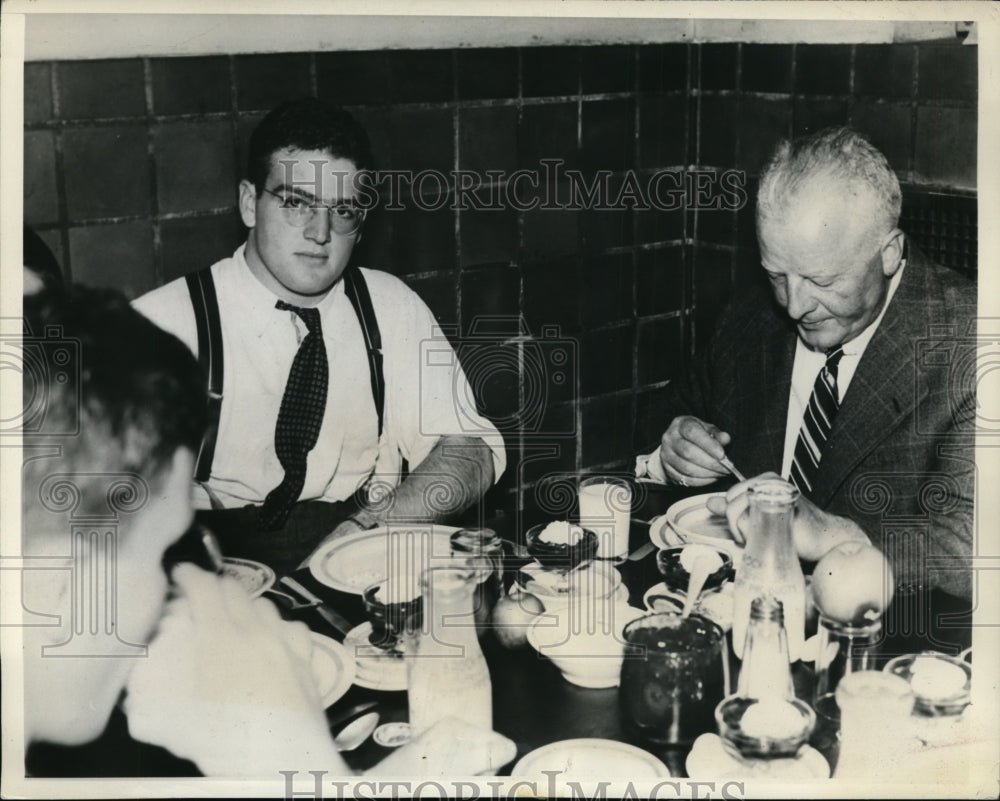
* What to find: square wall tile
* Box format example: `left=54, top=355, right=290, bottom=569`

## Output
left=386, top=49, right=453, bottom=104
left=638, top=44, right=688, bottom=93
left=580, top=325, right=633, bottom=397
left=692, top=246, right=733, bottom=316
left=736, top=96, right=791, bottom=173
left=457, top=48, right=518, bottom=100
left=405, top=273, right=458, bottom=329
left=69, top=221, right=154, bottom=298
left=456, top=339, right=522, bottom=435
left=24, top=130, right=58, bottom=224
left=25, top=63, right=53, bottom=124
left=459, top=206, right=518, bottom=268
left=917, top=45, right=977, bottom=102
left=850, top=102, right=912, bottom=173
left=635, top=384, right=675, bottom=450
left=523, top=257, right=581, bottom=337
left=635, top=205, right=686, bottom=246
left=154, top=121, right=237, bottom=214
left=741, top=45, right=793, bottom=94
left=519, top=103, right=578, bottom=170
left=459, top=105, right=518, bottom=174
left=522, top=203, right=579, bottom=261
left=855, top=45, right=915, bottom=98
left=795, top=45, right=851, bottom=96
left=582, top=45, right=635, bottom=95
left=699, top=43, right=739, bottom=91
left=636, top=246, right=686, bottom=316
left=519, top=435, right=578, bottom=487
left=914, top=107, right=976, bottom=190
left=62, top=126, right=150, bottom=220
left=461, top=265, right=520, bottom=325
left=696, top=207, right=736, bottom=247
left=389, top=107, right=454, bottom=177
left=792, top=97, right=849, bottom=136
left=638, top=315, right=683, bottom=385
left=698, top=94, right=737, bottom=167
left=160, top=213, right=243, bottom=284
left=581, top=99, right=635, bottom=171
left=387, top=202, right=456, bottom=273
left=346, top=106, right=392, bottom=174
left=522, top=47, right=579, bottom=97
left=638, top=92, right=688, bottom=168
left=235, top=53, right=312, bottom=111
left=316, top=51, right=390, bottom=107
left=580, top=252, right=633, bottom=328
left=152, top=57, right=231, bottom=115
left=581, top=393, right=633, bottom=468
left=57, top=59, right=146, bottom=119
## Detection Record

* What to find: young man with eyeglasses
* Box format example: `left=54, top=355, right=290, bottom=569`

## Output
left=134, top=98, right=505, bottom=575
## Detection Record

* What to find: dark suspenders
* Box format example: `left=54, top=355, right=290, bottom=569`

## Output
left=185, top=265, right=385, bottom=483
left=185, top=270, right=223, bottom=483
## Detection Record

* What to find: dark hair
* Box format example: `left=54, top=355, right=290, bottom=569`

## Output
left=24, top=227, right=63, bottom=289
left=22, top=287, right=206, bottom=516
left=246, top=96, right=375, bottom=193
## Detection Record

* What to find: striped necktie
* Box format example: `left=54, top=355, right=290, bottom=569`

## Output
left=789, top=346, right=845, bottom=495
left=258, top=301, right=329, bottom=531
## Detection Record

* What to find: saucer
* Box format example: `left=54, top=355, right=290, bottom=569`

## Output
left=343, top=622, right=408, bottom=692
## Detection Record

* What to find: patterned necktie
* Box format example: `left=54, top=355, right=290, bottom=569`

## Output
left=259, top=301, right=329, bottom=530
left=789, top=346, right=845, bottom=495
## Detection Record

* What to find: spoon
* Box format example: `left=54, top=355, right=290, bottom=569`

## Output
left=680, top=546, right=724, bottom=619
left=333, top=710, right=381, bottom=752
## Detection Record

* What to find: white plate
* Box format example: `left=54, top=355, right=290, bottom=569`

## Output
left=309, top=632, right=356, bottom=708
left=308, top=525, right=461, bottom=595
left=511, top=738, right=671, bottom=779
left=343, top=622, right=408, bottom=692
left=649, top=493, right=743, bottom=562
left=220, top=557, right=276, bottom=598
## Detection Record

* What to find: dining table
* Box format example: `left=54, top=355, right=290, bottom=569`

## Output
left=273, top=482, right=975, bottom=779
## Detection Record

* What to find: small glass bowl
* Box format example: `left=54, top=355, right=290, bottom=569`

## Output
left=525, top=523, right=599, bottom=571
left=655, top=546, right=734, bottom=595
left=715, top=695, right=816, bottom=759
left=362, top=580, right=422, bottom=651
left=883, top=652, right=972, bottom=716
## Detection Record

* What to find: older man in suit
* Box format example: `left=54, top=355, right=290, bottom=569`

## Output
left=641, top=127, right=975, bottom=617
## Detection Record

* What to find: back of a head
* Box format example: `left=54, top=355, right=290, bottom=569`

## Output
left=22, top=286, right=206, bottom=520
left=756, top=126, right=902, bottom=237
left=247, top=96, right=375, bottom=191
left=23, top=227, right=63, bottom=292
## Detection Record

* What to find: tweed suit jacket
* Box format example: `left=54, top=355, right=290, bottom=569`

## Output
left=658, top=242, right=976, bottom=600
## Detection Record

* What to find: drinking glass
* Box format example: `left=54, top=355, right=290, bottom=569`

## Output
left=619, top=612, right=729, bottom=746
left=578, top=476, right=632, bottom=561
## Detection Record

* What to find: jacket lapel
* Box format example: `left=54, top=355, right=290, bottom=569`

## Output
left=810, top=244, right=935, bottom=507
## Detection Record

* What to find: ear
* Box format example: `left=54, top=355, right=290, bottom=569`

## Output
left=879, top=228, right=905, bottom=278
left=238, top=180, right=258, bottom=229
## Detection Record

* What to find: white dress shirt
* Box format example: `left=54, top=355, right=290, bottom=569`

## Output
left=135, top=245, right=506, bottom=510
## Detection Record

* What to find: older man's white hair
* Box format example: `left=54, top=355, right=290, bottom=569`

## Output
left=756, top=127, right=902, bottom=241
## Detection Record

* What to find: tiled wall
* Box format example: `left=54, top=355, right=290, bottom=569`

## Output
left=23, top=42, right=978, bottom=521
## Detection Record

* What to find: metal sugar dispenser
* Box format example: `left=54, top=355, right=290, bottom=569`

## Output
left=716, top=596, right=816, bottom=760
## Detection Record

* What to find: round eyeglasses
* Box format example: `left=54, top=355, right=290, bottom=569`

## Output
left=262, top=188, right=366, bottom=236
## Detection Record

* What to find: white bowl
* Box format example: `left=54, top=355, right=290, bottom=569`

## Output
left=527, top=602, right=646, bottom=688
left=519, top=561, right=627, bottom=612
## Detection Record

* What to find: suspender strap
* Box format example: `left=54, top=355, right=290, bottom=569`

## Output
left=343, top=265, right=385, bottom=437
left=185, top=269, right=224, bottom=483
